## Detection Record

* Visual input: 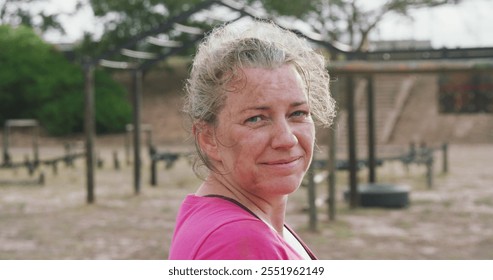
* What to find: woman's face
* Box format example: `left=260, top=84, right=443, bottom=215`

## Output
left=210, top=64, right=315, bottom=198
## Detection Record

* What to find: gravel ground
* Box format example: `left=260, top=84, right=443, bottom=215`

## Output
left=0, top=144, right=492, bottom=259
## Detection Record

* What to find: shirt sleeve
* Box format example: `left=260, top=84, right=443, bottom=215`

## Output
left=193, top=219, right=290, bottom=260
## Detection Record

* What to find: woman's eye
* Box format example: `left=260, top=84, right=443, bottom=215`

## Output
left=245, top=116, right=262, bottom=123
left=291, top=111, right=309, bottom=118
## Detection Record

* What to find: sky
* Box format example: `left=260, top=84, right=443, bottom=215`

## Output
left=39, top=0, right=493, bottom=49
left=370, top=0, right=493, bottom=48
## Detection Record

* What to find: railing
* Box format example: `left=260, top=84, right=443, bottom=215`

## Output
left=149, top=147, right=191, bottom=186
left=347, top=47, right=493, bottom=61
left=0, top=143, right=85, bottom=186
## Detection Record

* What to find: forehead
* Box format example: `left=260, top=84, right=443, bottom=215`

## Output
left=225, top=65, right=306, bottom=104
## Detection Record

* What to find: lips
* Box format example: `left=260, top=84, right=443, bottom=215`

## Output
left=262, top=156, right=302, bottom=165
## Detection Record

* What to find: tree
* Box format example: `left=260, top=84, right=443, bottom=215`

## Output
left=254, top=0, right=461, bottom=51
left=0, top=24, right=131, bottom=135
left=0, top=0, right=67, bottom=36
left=79, top=0, right=206, bottom=58
left=80, top=0, right=461, bottom=56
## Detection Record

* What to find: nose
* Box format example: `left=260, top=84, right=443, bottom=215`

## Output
left=271, top=120, right=298, bottom=149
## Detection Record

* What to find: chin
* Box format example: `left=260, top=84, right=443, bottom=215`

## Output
left=257, top=175, right=304, bottom=196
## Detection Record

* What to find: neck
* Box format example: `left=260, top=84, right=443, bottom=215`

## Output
left=196, top=174, right=288, bottom=235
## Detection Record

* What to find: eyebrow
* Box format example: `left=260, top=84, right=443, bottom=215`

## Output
left=241, top=101, right=308, bottom=113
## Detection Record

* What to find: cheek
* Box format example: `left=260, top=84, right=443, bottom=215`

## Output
left=298, top=125, right=316, bottom=151
left=232, top=132, right=267, bottom=162
left=218, top=128, right=265, bottom=165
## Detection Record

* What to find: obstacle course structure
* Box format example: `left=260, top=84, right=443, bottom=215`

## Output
left=76, top=0, right=493, bottom=233
left=2, top=119, right=39, bottom=167
left=1, top=119, right=85, bottom=185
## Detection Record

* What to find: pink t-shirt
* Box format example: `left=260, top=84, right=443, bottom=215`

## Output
left=168, top=194, right=316, bottom=260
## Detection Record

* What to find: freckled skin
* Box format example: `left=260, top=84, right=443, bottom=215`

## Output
left=211, top=64, right=316, bottom=200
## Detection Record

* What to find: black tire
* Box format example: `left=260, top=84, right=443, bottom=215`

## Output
left=344, top=183, right=410, bottom=208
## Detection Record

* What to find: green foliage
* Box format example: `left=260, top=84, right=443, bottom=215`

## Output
left=93, top=69, right=132, bottom=134
left=81, top=0, right=205, bottom=58
left=251, top=0, right=317, bottom=17
left=0, top=25, right=131, bottom=136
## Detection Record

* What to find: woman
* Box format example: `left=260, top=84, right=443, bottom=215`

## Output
left=168, top=20, right=336, bottom=260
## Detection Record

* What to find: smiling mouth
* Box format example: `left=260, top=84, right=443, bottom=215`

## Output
left=263, top=157, right=302, bottom=165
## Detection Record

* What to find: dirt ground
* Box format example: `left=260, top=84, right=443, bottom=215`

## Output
left=0, top=143, right=492, bottom=259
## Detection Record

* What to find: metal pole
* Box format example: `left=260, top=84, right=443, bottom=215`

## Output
left=33, top=123, right=39, bottom=167
left=367, top=75, right=377, bottom=183
left=125, top=126, right=131, bottom=166
left=442, top=142, right=449, bottom=173
left=347, top=76, right=359, bottom=208
left=328, top=84, right=338, bottom=221
left=84, top=62, right=96, bottom=204
left=132, top=69, right=143, bottom=195
left=426, top=156, right=434, bottom=189
left=113, top=151, right=120, bottom=170
left=151, top=156, right=157, bottom=186
left=328, top=126, right=337, bottom=221
left=149, top=145, right=157, bottom=186
left=146, top=128, right=153, bottom=149
left=307, top=157, right=317, bottom=231
left=2, top=123, right=9, bottom=165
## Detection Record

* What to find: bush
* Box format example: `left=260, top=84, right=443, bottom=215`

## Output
left=0, top=25, right=131, bottom=136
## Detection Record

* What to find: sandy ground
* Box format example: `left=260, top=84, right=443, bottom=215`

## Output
left=0, top=143, right=492, bottom=259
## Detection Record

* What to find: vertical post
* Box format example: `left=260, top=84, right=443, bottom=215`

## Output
left=132, top=69, right=143, bottom=195
left=347, top=76, right=359, bottom=208
left=64, top=143, right=73, bottom=167
left=2, top=123, right=10, bottom=165
left=327, top=83, right=338, bottom=221
left=367, top=75, right=376, bottom=183
left=25, top=155, right=33, bottom=176
left=52, top=161, right=58, bottom=175
left=33, top=122, right=39, bottom=167
left=442, top=142, right=448, bottom=173
left=307, top=158, right=317, bottom=232
left=125, top=125, right=131, bottom=166
left=113, top=151, right=120, bottom=170
left=146, top=128, right=153, bottom=150
left=150, top=158, right=157, bottom=186
left=84, top=61, right=96, bottom=204
left=38, top=173, right=45, bottom=185
left=328, top=126, right=337, bottom=221
left=149, top=145, right=157, bottom=186
left=426, top=156, right=434, bottom=189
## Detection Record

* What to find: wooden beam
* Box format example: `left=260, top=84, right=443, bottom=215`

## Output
left=84, top=62, right=95, bottom=204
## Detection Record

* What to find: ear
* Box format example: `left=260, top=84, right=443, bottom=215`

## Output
left=194, top=122, right=222, bottom=162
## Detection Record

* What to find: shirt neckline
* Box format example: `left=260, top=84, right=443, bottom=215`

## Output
left=201, top=194, right=316, bottom=260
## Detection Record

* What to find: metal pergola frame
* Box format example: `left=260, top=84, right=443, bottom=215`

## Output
left=82, top=0, right=493, bottom=225
left=329, top=58, right=493, bottom=210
